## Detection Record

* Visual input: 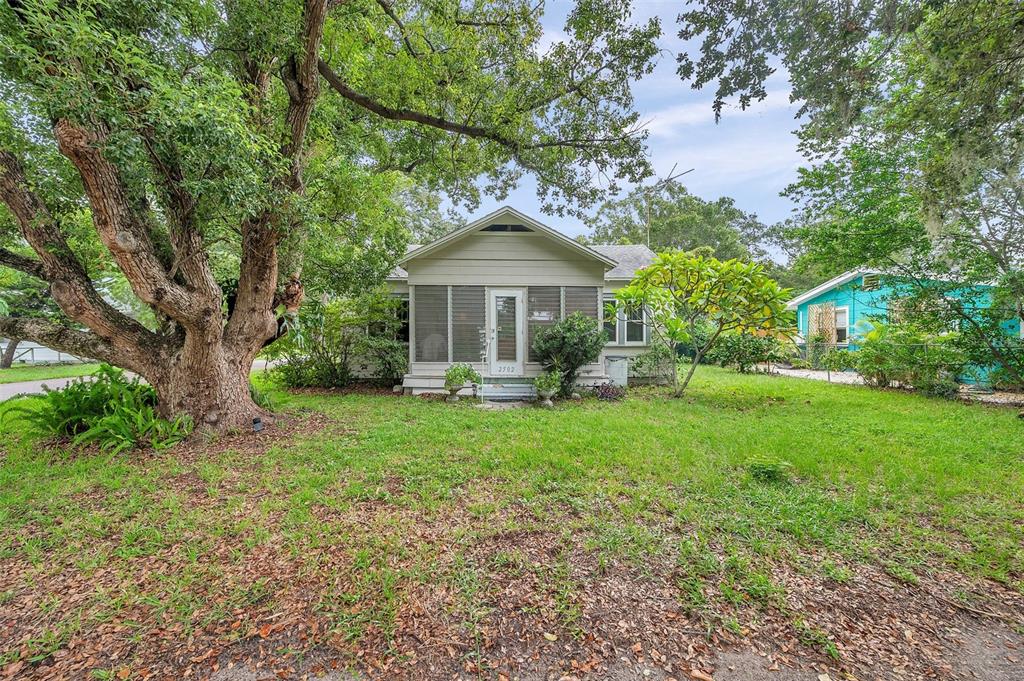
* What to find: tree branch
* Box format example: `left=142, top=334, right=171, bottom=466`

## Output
left=318, top=58, right=526, bottom=149
left=225, top=0, right=326, bottom=353
left=0, top=317, right=149, bottom=373
left=317, top=58, right=642, bottom=159
left=52, top=119, right=207, bottom=327
left=0, top=248, right=45, bottom=279
left=0, top=149, right=161, bottom=356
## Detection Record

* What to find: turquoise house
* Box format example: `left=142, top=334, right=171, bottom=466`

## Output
left=785, top=269, right=1022, bottom=383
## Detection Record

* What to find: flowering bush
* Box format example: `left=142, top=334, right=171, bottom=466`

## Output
left=593, top=382, right=626, bottom=401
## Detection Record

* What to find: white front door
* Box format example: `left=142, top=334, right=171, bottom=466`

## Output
left=488, top=288, right=524, bottom=377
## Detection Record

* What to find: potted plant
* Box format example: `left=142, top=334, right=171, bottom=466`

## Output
left=533, top=370, right=561, bottom=408
left=444, top=363, right=481, bottom=402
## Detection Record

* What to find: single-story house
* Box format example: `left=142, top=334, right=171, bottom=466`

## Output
left=386, top=206, right=657, bottom=396
left=785, top=269, right=1022, bottom=382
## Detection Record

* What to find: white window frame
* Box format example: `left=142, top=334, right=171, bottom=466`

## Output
left=603, top=295, right=619, bottom=345
left=834, top=306, right=849, bottom=345
left=602, top=297, right=647, bottom=346
left=623, top=303, right=647, bottom=346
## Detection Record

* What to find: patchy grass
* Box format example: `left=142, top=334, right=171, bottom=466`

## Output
left=0, top=367, right=1022, bottom=679
left=0, top=362, right=101, bottom=384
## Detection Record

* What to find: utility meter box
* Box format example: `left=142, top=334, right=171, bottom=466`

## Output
left=606, top=355, right=628, bottom=387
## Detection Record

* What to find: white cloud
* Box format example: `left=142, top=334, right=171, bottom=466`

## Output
left=644, top=90, right=796, bottom=139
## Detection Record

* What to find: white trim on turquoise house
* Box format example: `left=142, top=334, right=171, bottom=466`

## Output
left=785, top=269, right=880, bottom=311
left=386, top=207, right=657, bottom=394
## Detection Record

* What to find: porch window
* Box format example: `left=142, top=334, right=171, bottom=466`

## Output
left=396, top=297, right=409, bottom=343
left=413, top=285, right=448, bottom=362
left=603, top=295, right=618, bottom=343
left=564, top=286, right=600, bottom=321
left=528, top=286, right=561, bottom=362
left=452, top=286, right=486, bottom=362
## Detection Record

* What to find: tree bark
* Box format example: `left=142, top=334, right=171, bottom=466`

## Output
left=1, top=338, right=20, bottom=369
left=151, top=336, right=267, bottom=432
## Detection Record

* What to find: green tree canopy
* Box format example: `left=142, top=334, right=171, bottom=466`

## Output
left=616, top=251, right=793, bottom=395
left=584, top=183, right=769, bottom=260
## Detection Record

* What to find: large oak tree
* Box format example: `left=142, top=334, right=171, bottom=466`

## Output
left=0, top=0, right=659, bottom=431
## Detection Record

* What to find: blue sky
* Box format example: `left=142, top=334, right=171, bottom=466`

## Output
left=456, top=1, right=806, bottom=240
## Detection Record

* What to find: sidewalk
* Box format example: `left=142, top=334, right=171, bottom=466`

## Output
left=0, top=377, right=81, bottom=401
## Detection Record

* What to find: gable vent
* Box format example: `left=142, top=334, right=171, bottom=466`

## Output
left=481, top=223, right=532, bottom=232
left=862, top=274, right=880, bottom=291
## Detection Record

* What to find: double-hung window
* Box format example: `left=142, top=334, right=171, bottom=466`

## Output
left=603, top=296, right=646, bottom=346
left=603, top=295, right=618, bottom=343
left=624, top=304, right=645, bottom=344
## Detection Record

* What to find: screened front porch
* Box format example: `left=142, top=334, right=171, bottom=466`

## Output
left=404, top=284, right=605, bottom=391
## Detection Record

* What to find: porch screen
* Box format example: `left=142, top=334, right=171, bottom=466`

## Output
left=413, top=285, right=448, bottom=362
left=564, top=286, right=600, bottom=321
left=528, top=286, right=561, bottom=362
left=452, top=286, right=486, bottom=362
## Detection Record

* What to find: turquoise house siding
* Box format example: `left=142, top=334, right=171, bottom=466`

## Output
left=789, top=271, right=1021, bottom=385
left=793, top=274, right=891, bottom=344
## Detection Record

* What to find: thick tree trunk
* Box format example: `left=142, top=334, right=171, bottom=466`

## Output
left=148, top=329, right=270, bottom=433
left=154, top=356, right=265, bottom=433
left=1, top=338, right=19, bottom=368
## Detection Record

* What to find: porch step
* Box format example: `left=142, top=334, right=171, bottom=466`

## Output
left=478, top=382, right=536, bottom=402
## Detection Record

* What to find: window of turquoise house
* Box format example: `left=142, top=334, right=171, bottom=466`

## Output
left=835, top=307, right=849, bottom=343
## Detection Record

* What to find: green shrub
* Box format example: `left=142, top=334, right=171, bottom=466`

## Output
left=444, top=363, right=481, bottom=389
left=360, top=335, right=408, bottom=385
left=270, top=291, right=407, bottom=388
left=705, top=333, right=788, bottom=373
left=533, top=370, right=561, bottom=394
left=806, top=333, right=829, bottom=370
left=531, top=311, right=606, bottom=397
left=630, top=338, right=679, bottom=382
left=919, top=378, right=960, bottom=400
left=11, top=365, right=191, bottom=453
left=821, top=348, right=854, bottom=373
left=850, top=321, right=965, bottom=390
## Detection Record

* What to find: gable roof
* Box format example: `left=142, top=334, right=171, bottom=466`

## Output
left=589, top=244, right=657, bottom=279
left=784, top=269, right=880, bottom=310
left=397, top=206, right=618, bottom=268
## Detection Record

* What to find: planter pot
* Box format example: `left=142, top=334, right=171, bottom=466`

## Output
left=536, top=389, right=555, bottom=408
left=445, top=386, right=461, bottom=403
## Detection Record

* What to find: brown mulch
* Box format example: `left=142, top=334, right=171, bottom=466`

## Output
left=1, top=419, right=1022, bottom=681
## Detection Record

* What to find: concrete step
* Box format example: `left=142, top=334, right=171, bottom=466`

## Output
left=478, top=382, right=536, bottom=401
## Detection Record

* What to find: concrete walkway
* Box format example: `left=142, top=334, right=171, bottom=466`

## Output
left=0, top=377, right=82, bottom=401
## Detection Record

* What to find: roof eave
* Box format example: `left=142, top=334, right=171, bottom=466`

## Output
left=784, top=269, right=878, bottom=310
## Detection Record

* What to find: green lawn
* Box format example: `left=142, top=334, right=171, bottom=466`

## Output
left=0, top=367, right=1021, bottom=678
left=0, top=362, right=101, bottom=384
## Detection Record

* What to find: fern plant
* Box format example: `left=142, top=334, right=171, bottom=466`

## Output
left=7, top=364, right=192, bottom=453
